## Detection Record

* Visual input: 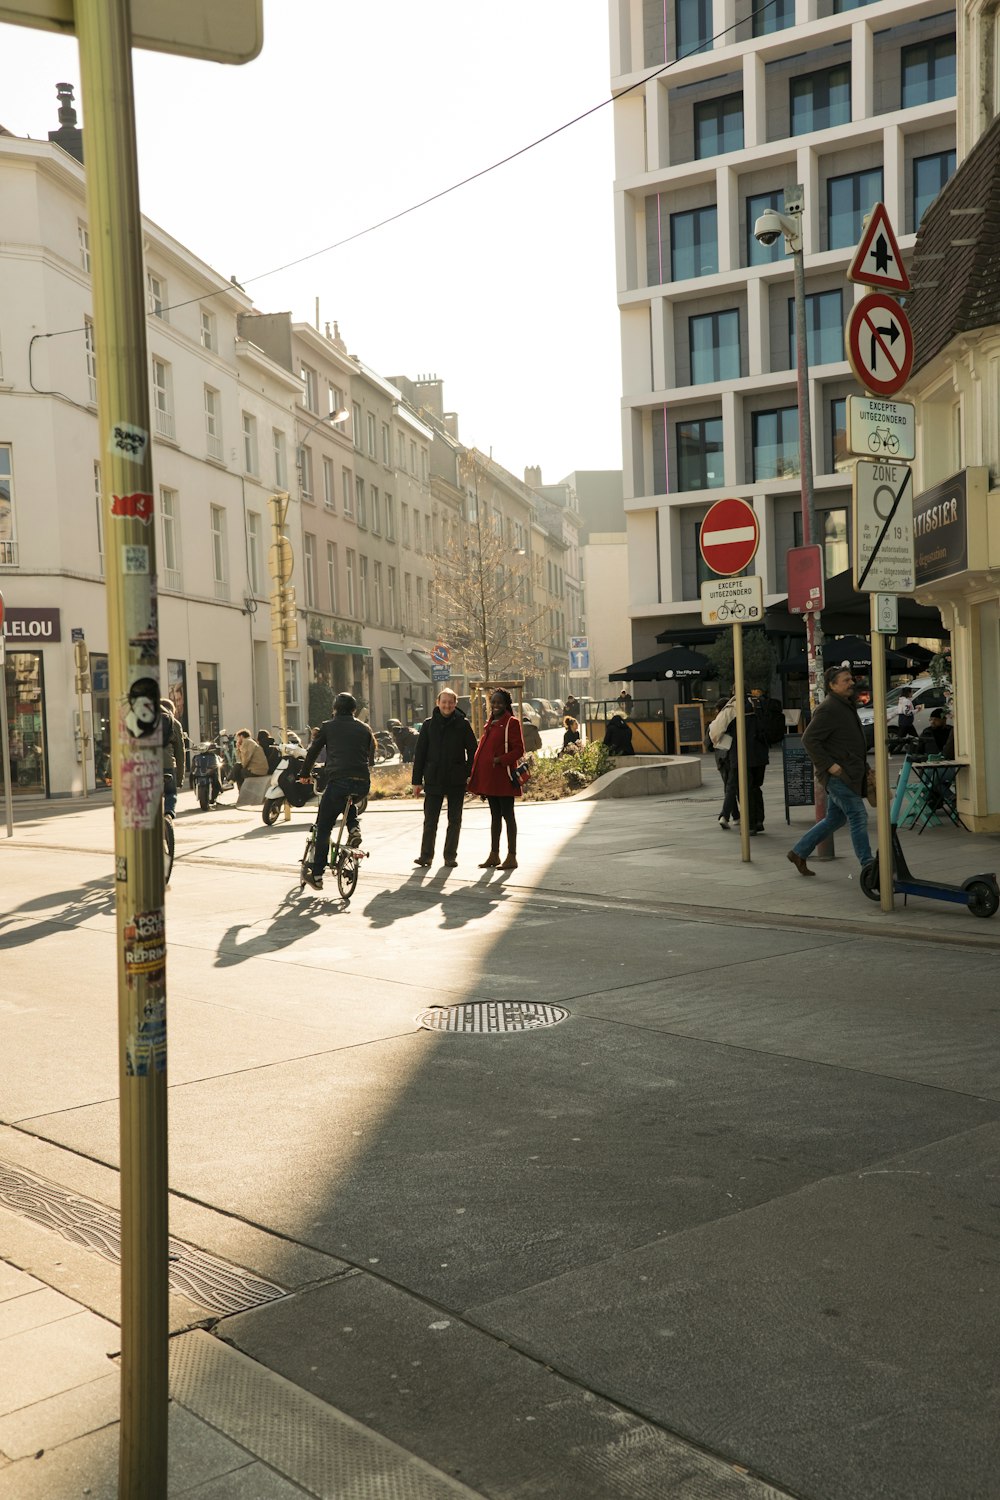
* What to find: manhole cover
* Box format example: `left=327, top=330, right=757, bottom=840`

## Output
left=417, top=1002, right=569, bottom=1033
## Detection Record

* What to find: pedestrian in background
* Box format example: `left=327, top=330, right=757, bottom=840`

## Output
left=718, top=693, right=770, bottom=834
left=617, top=688, right=633, bottom=716
left=709, top=695, right=738, bottom=829
left=411, top=689, right=477, bottom=868
left=468, top=688, right=525, bottom=870
left=787, top=666, right=873, bottom=877
left=603, top=713, right=634, bottom=756
left=896, top=686, right=917, bottom=739
left=233, top=727, right=269, bottom=788
left=160, top=697, right=185, bottom=819
left=560, top=716, right=581, bottom=755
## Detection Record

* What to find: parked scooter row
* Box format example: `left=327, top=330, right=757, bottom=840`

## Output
left=190, top=733, right=237, bottom=812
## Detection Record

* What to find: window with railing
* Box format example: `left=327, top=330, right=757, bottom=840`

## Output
left=161, top=487, right=181, bottom=590
left=200, top=308, right=216, bottom=352
left=204, top=386, right=222, bottom=459
left=152, top=359, right=174, bottom=440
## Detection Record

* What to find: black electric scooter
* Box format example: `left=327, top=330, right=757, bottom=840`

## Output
left=860, top=757, right=999, bottom=918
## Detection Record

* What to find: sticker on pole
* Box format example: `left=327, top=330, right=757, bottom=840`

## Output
left=845, top=294, right=913, bottom=398
left=698, top=498, right=759, bottom=576
left=847, top=203, right=910, bottom=292
left=700, top=573, right=764, bottom=626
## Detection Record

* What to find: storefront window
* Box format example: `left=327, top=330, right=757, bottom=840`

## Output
left=167, top=659, right=188, bottom=736
left=1, top=652, right=47, bottom=795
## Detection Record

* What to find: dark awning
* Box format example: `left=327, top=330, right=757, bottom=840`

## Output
left=610, top=646, right=711, bottom=682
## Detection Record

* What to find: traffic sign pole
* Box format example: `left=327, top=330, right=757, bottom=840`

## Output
left=732, top=621, right=751, bottom=865
left=870, top=593, right=895, bottom=912
left=76, top=0, right=168, bottom=1490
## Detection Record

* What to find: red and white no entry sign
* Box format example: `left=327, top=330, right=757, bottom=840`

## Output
left=845, top=292, right=914, bottom=398
left=699, top=497, right=759, bottom=576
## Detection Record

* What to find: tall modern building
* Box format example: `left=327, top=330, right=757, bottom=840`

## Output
left=611, top=0, right=957, bottom=693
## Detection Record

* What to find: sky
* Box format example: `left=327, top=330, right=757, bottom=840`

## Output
left=0, top=1, right=622, bottom=485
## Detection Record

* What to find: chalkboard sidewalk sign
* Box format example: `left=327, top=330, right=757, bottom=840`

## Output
left=673, top=703, right=705, bottom=753
left=782, top=737, right=814, bottom=823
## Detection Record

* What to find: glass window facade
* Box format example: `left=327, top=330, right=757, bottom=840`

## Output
left=752, top=408, right=800, bottom=481
left=753, top=0, right=794, bottom=33
left=913, top=150, right=955, bottom=229
left=823, top=509, right=849, bottom=577
left=829, top=398, right=851, bottom=473
left=788, top=289, right=844, bottom=367
left=677, top=417, right=725, bottom=491
left=791, top=64, right=851, bottom=135
left=827, top=168, right=883, bottom=250
left=901, top=35, right=956, bottom=107
left=746, top=191, right=783, bottom=266
left=689, top=310, right=740, bottom=384
left=667, top=205, right=719, bottom=281
left=676, top=0, right=711, bottom=56
left=694, top=95, right=743, bottom=159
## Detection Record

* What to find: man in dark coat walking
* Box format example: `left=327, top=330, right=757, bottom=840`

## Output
left=411, top=689, right=478, bottom=867
left=787, top=666, right=873, bottom=876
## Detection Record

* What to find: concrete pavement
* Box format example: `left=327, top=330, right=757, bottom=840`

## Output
left=2, top=764, right=1000, bottom=1497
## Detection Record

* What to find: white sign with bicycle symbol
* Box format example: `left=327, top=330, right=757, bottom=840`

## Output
left=700, top=573, right=764, bottom=626
left=846, top=395, right=914, bottom=462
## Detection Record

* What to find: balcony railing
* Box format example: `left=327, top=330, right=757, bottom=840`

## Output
left=154, top=406, right=175, bottom=441
left=206, top=432, right=223, bottom=461
left=0, top=539, right=18, bottom=567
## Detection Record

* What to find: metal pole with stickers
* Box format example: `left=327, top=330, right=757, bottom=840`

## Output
left=0, top=0, right=264, bottom=1490
left=699, top=498, right=763, bottom=865
left=845, top=202, right=916, bottom=913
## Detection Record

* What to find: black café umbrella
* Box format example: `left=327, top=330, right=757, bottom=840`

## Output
left=609, top=645, right=711, bottom=681
left=822, top=634, right=908, bottom=673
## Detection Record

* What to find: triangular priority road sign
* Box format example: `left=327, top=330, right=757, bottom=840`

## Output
left=847, top=202, right=910, bottom=292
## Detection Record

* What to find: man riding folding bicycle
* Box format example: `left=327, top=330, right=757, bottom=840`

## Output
left=297, top=693, right=376, bottom=891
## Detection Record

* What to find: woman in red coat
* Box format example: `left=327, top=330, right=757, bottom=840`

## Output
left=468, top=689, right=525, bottom=870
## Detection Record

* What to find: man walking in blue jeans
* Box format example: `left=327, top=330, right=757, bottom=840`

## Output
left=787, top=666, right=874, bottom=877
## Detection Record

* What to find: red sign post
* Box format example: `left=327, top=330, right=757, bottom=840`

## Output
left=786, top=545, right=826, bottom=615
left=698, top=497, right=760, bottom=576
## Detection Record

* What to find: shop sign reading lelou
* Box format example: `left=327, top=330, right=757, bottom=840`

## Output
left=1, top=607, right=62, bottom=642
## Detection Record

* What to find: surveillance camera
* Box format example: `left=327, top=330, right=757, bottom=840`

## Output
left=753, top=210, right=784, bottom=247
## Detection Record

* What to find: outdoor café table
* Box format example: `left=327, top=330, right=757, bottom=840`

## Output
left=909, top=758, right=965, bottom=833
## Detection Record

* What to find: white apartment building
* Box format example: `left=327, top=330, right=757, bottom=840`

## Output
left=611, top=0, right=958, bottom=694
left=0, top=125, right=282, bottom=797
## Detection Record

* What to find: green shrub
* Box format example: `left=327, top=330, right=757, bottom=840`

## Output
left=307, top=680, right=334, bottom=727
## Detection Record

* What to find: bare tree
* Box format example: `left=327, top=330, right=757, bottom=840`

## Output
left=434, top=456, right=542, bottom=683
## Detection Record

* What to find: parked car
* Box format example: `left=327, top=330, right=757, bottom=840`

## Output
left=856, top=674, right=952, bottom=748
left=527, top=697, right=560, bottom=728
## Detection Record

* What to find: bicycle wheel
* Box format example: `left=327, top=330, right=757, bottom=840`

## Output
left=164, top=818, right=175, bottom=886
left=299, top=828, right=317, bottom=889
left=336, top=852, right=359, bottom=900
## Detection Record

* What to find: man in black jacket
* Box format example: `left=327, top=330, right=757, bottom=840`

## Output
left=411, top=689, right=478, bottom=867
left=298, top=693, right=375, bottom=890
left=787, top=666, right=873, bottom=876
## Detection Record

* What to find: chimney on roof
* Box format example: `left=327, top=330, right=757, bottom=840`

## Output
left=48, top=83, right=83, bottom=164
left=524, top=465, right=542, bottom=488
